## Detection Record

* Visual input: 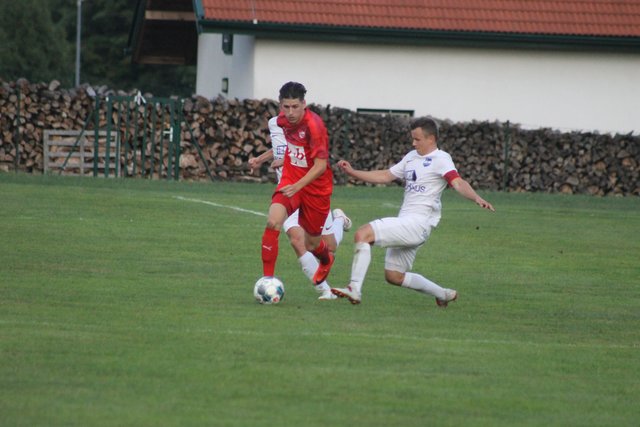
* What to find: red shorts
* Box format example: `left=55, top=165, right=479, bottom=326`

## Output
left=272, top=190, right=330, bottom=236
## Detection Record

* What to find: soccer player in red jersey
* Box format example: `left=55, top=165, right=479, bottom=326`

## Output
left=259, top=82, right=335, bottom=286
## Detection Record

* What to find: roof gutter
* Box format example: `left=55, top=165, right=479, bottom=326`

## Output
left=192, top=0, right=205, bottom=33
left=196, top=19, right=640, bottom=53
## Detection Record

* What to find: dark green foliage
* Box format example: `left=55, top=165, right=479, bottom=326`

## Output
left=0, top=0, right=195, bottom=96
left=0, top=0, right=73, bottom=84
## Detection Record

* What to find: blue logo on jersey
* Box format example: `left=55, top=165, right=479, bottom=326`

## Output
left=404, top=170, right=425, bottom=192
left=405, top=182, right=426, bottom=193
left=276, top=146, right=286, bottom=156
left=404, top=170, right=417, bottom=182
left=423, top=158, right=433, bottom=167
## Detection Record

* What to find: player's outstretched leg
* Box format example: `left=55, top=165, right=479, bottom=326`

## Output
left=401, top=272, right=458, bottom=307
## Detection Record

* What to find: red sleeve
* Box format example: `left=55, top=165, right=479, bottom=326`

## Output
left=276, top=113, right=287, bottom=128
left=444, top=170, right=460, bottom=186
left=306, top=111, right=329, bottom=160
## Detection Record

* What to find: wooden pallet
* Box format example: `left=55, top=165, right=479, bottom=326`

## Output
left=43, top=130, right=120, bottom=176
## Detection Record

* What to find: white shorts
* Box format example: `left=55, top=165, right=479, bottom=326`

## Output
left=369, top=215, right=434, bottom=273
left=283, top=209, right=334, bottom=236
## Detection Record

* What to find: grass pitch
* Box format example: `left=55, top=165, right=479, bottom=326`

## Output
left=1, top=173, right=639, bottom=426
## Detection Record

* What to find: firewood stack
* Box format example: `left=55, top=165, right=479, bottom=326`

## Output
left=1, top=79, right=638, bottom=196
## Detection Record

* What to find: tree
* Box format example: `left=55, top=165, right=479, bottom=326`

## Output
left=79, top=0, right=196, bottom=97
left=0, top=0, right=73, bottom=85
left=1, top=0, right=196, bottom=97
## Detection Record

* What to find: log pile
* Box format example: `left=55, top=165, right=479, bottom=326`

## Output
left=180, top=95, right=278, bottom=181
left=1, top=79, right=101, bottom=174
left=437, top=120, right=639, bottom=196
left=1, top=79, right=638, bottom=196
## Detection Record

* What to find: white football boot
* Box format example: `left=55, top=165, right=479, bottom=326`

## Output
left=332, top=208, right=352, bottom=231
left=318, top=290, right=338, bottom=300
left=435, top=289, right=458, bottom=307
left=331, top=286, right=361, bottom=305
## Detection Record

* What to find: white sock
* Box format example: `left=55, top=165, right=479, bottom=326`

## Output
left=332, top=217, right=344, bottom=246
left=401, top=272, right=445, bottom=299
left=298, top=252, right=330, bottom=292
left=349, top=242, right=371, bottom=294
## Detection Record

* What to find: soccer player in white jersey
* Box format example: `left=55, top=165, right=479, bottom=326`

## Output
left=249, top=116, right=352, bottom=300
left=331, top=116, right=494, bottom=306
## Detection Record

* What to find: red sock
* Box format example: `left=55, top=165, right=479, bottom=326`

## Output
left=261, top=228, right=280, bottom=276
left=311, top=239, right=330, bottom=265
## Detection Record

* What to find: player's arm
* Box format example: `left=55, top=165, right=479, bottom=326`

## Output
left=450, top=175, right=495, bottom=211
left=270, top=158, right=284, bottom=169
left=280, top=157, right=327, bottom=197
left=337, top=160, right=396, bottom=184
left=248, top=150, right=274, bottom=173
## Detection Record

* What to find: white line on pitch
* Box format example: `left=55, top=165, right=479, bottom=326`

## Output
left=174, top=196, right=266, bottom=217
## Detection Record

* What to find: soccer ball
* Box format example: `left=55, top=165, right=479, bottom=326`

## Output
left=253, top=276, right=285, bottom=304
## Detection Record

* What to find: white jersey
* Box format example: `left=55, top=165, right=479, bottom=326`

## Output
left=389, top=149, right=457, bottom=227
left=268, top=117, right=287, bottom=182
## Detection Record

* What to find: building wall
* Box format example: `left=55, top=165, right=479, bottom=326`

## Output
left=195, top=34, right=220, bottom=97
left=196, top=33, right=254, bottom=100
left=197, top=36, right=639, bottom=134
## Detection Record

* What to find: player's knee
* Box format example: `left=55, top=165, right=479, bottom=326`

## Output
left=384, top=270, right=404, bottom=286
left=354, top=226, right=374, bottom=244
left=266, top=219, right=282, bottom=230
left=288, top=234, right=306, bottom=257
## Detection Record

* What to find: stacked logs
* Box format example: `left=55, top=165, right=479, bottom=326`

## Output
left=180, top=95, right=278, bottom=181
left=1, top=79, right=638, bottom=196
left=1, top=79, right=115, bottom=174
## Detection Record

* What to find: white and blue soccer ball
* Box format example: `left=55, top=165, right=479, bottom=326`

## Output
left=253, top=276, right=285, bottom=304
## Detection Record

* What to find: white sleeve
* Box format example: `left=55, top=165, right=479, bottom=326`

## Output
left=435, top=151, right=457, bottom=177
left=268, top=117, right=287, bottom=161
left=268, top=117, right=280, bottom=135
left=389, top=152, right=412, bottom=179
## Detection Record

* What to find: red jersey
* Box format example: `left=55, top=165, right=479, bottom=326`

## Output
left=276, top=109, right=333, bottom=197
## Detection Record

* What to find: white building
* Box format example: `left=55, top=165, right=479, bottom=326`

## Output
left=129, top=0, right=640, bottom=134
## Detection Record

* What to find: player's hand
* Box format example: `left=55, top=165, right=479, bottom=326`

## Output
left=337, top=160, right=353, bottom=173
left=248, top=157, right=260, bottom=174
left=476, top=197, right=495, bottom=212
left=279, top=184, right=299, bottom=198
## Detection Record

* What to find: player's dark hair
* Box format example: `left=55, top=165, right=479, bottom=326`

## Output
left=411, top=116, right=440, bottom=140
left=279, top=82, right=307, bottom=101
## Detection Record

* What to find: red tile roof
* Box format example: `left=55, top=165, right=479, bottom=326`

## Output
left=200, top=0, right=640, bottom=38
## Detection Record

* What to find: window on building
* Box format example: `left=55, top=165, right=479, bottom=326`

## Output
left=356, top=108, right=414, bottom=118
left=222, top=33, right=233, bottom=55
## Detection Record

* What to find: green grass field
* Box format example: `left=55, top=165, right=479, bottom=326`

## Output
left=1, top=173, right=639, bottom=426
